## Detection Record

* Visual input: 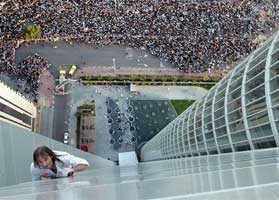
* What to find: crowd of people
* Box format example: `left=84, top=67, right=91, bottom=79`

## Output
left=0, top=52, right=50, bottom=102
left=16, top=54, right=51, bottom=101
left=0, top=0, right=278, bottom=100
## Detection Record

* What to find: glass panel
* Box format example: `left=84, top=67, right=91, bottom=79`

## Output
left=209, top=149, right=218, bottom=155
left=183, top=138, right=189, bottom=149
left=228, top=97, right=241, bottom=112
left=190, top=138, right=195, bottom=144
left=228, top=87, right=241, bottom=102
left=11, top=126, right=35, bottom=183
left=195, top=120, right=202, bottom=128
left=233, top=141, right=251, bottom=151
left=1, top=123, right=17, bottom=186
left=205, top=131, right=214, bottom=140
left=228, top=108, right=243, bottom=122
left=246, top=84, right=265, bottom=103
left=253, top=137, right=277, bottom=149
left=189, top=131, right=194, bottom=138
left=231, top=131, right=248, bottom=143
left=271, top=92, right=279, bottom=105
left=273, top=40, right=279, bottom=50
left=271, top=49, right=279, bottom=65
left=196, top=135, right=203, bottom=142
left=249, top=124, right=273, bottom=139
left=191, top=144, right=197, bottom=151
left=217, top=135, right=229, bottom=145
left=204, top=123, right=212, bottom=131
left=229, top=120, right=244, bottom=133
left=198, top=142, right=205, bottom=150
left=204, top=115, right=212, bottom=124
left=270, top=61, right=279, bottom=78
left=252, top=45, right=269, bottom=62
left=270, top=76, right=279, bottom=92
left=214, top=107, right=224, bottom=119
left=207, top=139, right=216, bottom=148
left=205, top=96, right=213, bottom=107
left=235, top=61, right=247, bottom=72
left=229, top=77, right=242, bottom=91
left=215, top=117, right=225, bottom=128
left=220, top=146, right=232, bottom=153
left=216, top=126, right=227, bottom=137
left=246, top=60, right=266, bottom=80
left=246, top=97, right=266, bottom=116
left=215, top=100, right=224, bottom=110
left=196, top=128, right=202, bottom=137
left=274, top=105, right=279, bottom=120
left=204, top=106, right=212, bottom=115
left=189, top=125, right=194, bottom=132
left=215, top=90, right=226, bottom=102
left=182, top=117, right=188, bottom=132
left=246, top=71, right=264, bottom=91
left=247, top=110, right=269, bottom=128
left=200, top=151, right=207, bottom=155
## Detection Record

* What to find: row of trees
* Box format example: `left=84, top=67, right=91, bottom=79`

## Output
left=82, top=74, right=220, bottom=83
left=22, top=24, right=41, bottom=41
left=81, top=75, right=217, bottom=90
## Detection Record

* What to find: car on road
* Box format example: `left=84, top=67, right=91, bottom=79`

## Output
left=64, top=132, right=69, bottom=144
left=69, top=64, right=77, bottom=76
left=59, top=68, right=66, bottom=76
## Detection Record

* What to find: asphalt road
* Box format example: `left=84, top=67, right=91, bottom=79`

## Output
left=15, top=41, right=174, bottom=78
left=39, top=107, right=54, bottom=138
left=52, top=94, right=71, bottom=143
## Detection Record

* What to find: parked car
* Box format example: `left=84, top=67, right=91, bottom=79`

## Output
left=69, top=64, right=77, bottom=76
left=59, top=68, right=66, bottom=76
left=64, top=132, right=69, bottom=144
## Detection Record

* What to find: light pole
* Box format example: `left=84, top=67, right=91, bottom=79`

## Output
left=114, top=0, right=117, bottom=10
left=113, top=58, right=116, bottom=71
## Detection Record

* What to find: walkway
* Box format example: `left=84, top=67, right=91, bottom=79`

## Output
left=37, top=70, right=55, bottom=137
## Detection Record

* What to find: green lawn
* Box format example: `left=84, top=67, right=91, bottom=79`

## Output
left=171, top=100, right=195, bottom=115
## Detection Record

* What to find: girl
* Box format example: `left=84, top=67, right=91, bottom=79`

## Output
left=31, top=146, right=89, bottom=181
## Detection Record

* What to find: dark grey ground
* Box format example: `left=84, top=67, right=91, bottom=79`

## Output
left=129, top=100, right=177, bottom=145
left=16, top=41, right=174, bottom=78
left=13, top=42, right=206, bottom=160
left=52, top=94, right=71, bottom=142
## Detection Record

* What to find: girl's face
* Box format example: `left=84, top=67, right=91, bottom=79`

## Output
left=37, top=154, right=53, bottom=169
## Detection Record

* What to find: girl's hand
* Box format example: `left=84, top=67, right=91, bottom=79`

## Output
left=41, top=172, right=50, bottom=178
left=67, top=168, right=74, bottom=177
left=56, top=168, right=74, bottom=177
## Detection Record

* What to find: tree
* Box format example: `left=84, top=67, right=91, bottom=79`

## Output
left=22, top=24, right=41, bottom=41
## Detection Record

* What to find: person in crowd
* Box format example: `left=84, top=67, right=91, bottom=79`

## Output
left=0, top=0, right=278, bottom=102
left=30, top=146, right=89, bottom=181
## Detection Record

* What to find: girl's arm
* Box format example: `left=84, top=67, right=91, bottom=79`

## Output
left=30, top=163, right=42, bottom=181
left=73, top=163, right=88, bottom=172
left=66, top=164, right=88, bottom=176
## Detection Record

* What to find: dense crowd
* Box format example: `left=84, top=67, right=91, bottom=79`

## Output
left=0, top=0, right=278, bottom=100
left=16, top=54, right=50, bottom=101
left=0, top=53, right=50, bottom=101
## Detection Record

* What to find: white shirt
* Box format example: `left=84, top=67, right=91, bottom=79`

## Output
left=30, top=151, right=89, bottom=181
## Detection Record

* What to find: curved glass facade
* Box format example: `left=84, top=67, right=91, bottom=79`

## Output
left=141, top=32, right=279, bottom=161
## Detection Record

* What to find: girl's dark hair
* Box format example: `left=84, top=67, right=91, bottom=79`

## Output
left=33, top=146, right=63, bottom=168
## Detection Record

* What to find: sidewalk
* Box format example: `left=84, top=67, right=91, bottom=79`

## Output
left=75, top=66, right=226, bottom=79
left=37, top=70, right=55, bottom=137
left=38, top=70, right=55, bottom=108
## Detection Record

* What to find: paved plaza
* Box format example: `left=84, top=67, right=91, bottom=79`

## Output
left=135, top=86, right=208, bottom=100
left=69, top=84, right=135, bottom=161
left=16, top=41, right=174, bottom=78
left=67, top=82, right=207, bottom=161
left=14, top=43, right=208, bottom=161
left=34, top=72, right=207, bottom=161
